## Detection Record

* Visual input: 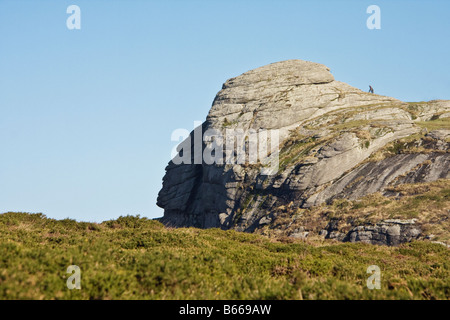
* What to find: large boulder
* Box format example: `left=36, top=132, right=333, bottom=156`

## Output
left=157, top=60, right=450, bottom=236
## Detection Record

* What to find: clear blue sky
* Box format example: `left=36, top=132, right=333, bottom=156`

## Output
left=1, top=0, right=449, bottom=222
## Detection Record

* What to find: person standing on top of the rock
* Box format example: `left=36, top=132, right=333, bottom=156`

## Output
left=369, top=85, right=374, bottom=94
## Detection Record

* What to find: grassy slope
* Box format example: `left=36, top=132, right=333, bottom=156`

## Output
left=1, top=212, right=449, bottom=300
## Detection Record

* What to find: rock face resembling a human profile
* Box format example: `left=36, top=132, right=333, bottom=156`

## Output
left=157, top=60, right=450, bottom=245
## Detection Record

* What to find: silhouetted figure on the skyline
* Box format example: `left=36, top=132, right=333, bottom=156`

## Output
left=369, top=85, right=374, bottom=94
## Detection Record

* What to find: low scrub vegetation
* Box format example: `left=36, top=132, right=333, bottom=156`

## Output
left=1, top=210, right=449, bottom=300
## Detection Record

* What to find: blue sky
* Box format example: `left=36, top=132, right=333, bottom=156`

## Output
left=0, top=0, right=449, bottom=222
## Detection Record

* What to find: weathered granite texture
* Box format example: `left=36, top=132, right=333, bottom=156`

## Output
left=157, top=60, right=449, bottom=245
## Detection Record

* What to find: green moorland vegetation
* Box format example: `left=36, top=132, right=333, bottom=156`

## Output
left=1, top=211, right=449, bottom=300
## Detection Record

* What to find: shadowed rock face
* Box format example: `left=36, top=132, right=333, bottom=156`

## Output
left=157, top=60, right=450, bottom=245
left=345, top=219, right=421, bottom=246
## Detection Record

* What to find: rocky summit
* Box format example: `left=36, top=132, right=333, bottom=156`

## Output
left=157, top=60, right=450, bottom=246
